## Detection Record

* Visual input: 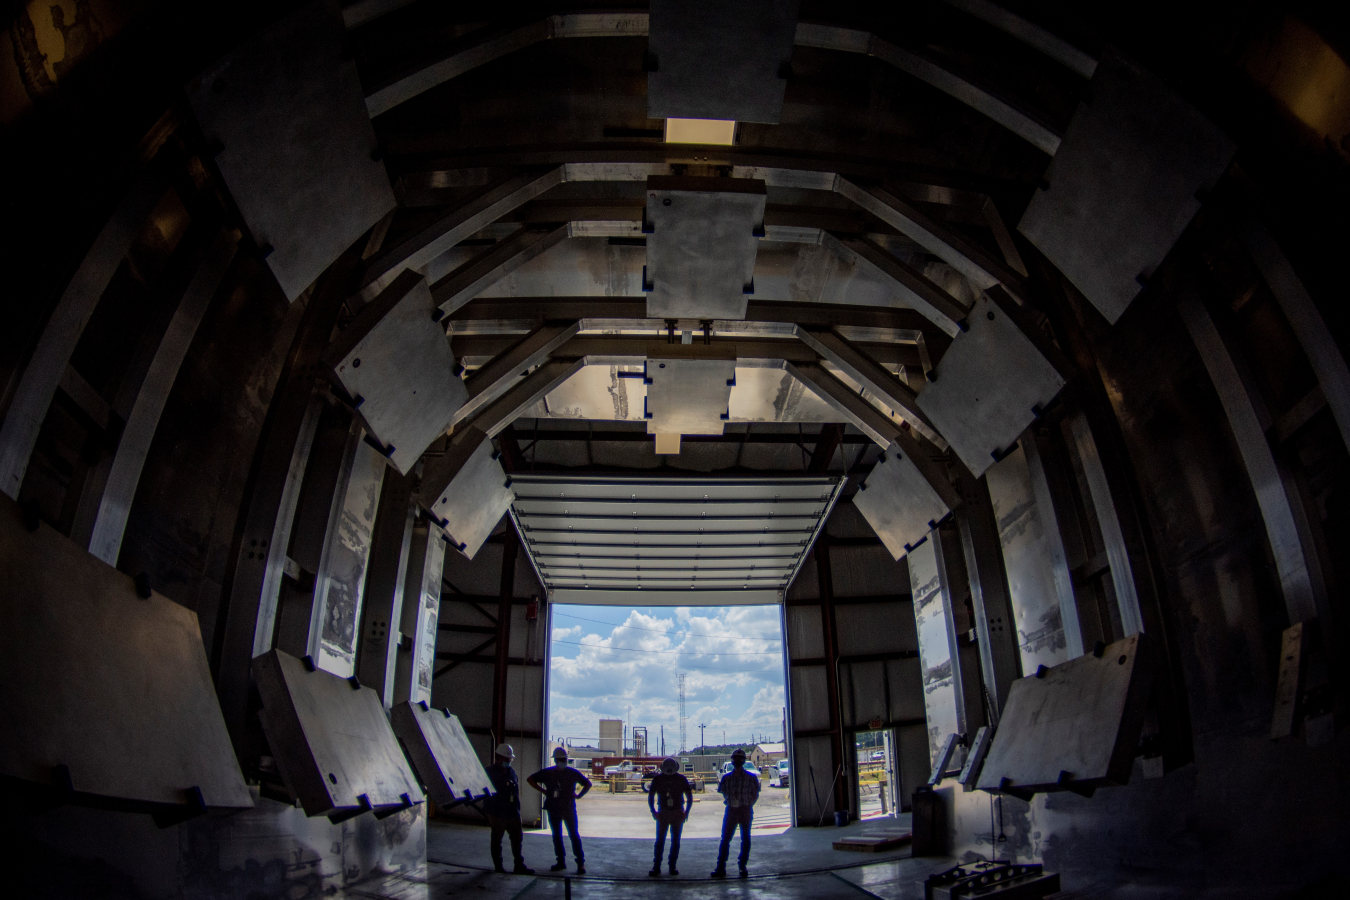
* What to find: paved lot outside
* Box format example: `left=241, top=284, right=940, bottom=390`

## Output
left=569, top=781, right=794, bottom=838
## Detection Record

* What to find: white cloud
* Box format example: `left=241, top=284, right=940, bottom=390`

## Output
left=547, top=604, right=786, bottom=751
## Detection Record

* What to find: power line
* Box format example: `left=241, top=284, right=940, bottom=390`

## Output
left=553, top=611, right=781, bottom=644
left=549, top=648, right=773, bottom=672
left=551, top=638, right=783, bottom=657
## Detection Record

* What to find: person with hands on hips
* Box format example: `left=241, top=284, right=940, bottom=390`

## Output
left=528, top=747, right=592, bottom=875
left=647, top=757, right=694, bottom=877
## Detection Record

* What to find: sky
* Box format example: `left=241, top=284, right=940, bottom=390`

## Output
left=548, top=603, right=787, bottom=756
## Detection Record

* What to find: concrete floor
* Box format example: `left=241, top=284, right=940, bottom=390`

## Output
left=426, top=812, right=919, bottom=879
left=333, top=815, right=952, bottom=899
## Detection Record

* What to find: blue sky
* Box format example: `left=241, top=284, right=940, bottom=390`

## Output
left=548, top=604, right=787, bottom=754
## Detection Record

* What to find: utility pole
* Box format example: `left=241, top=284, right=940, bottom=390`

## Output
left=698, top=723, right=707, bottom=767
left=678, top=673, right=687, bottom=753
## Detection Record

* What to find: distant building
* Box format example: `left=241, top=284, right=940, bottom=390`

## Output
left=750, top=742, right=786, bottom=770
left=599, top=718, right=623, bottom=755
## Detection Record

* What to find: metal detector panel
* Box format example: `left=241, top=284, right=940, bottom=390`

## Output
left=976, top=635, right=1152, bottom=796
left=645, top=349, right=737, bottom=436
left=390, top=702, right=494, bottom=807
left=0, top=493, right=252, bottom=811
left=647, top=0, right=800, bottom=123
left=646, top=177, right=765, bottom=320
left=1018, top=50, right=1235, bottom=324
left=916, top=295, right=1066, bottom=477
left=253, top=650, right=423, bottom=818
left=427, top=430, right=513, bottom=560
left=852, top=442, right=952, bottom=560
left=328, top=272, right=468, bottom=475
left=187, top=1, right=395, bottom=300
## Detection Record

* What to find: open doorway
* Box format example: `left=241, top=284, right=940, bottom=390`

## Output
left=545, top=603, right=793, bottom=838
left=854, top=729, right=900, bottom=820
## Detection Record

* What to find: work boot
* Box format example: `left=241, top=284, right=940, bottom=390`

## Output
left=549, top=862, right=567, bottom=872
left=494, top=864, right=507, bottom=874
left=669, top=864, right=679, bottom=876
left=710, top=868, right=727, bottom=878
left=576, top=863, right=586, bottom=875
left=739, top=866, right=749, bottom=878
left=648, top=866, right=661, bottom=877
left=513, top=863, right=534, bottom=875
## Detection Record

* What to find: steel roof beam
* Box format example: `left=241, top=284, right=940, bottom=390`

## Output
left=362, top=14, right=1060, bottom=154
left=822, top=233, right=969, bottom=337
left=430, top=224, right=570, bottom=314
left=358, top=169, right=565, bottom=303
left=452, top=320, right=583, bottom=428
left=795, top=327, right=946, bottom=450
left=786, top=362, right=961, bottom=511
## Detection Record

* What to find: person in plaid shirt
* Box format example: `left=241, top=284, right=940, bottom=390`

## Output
left=711, top=748, right=760, bottom=878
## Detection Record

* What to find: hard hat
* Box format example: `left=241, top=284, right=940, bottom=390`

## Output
left=662, top=757, right=679, bottom=774
left=495, top=743, right=515, bottom=760
left=553, top=746, right=569, bottom=759
left=731, top=748, right=747, bottom=761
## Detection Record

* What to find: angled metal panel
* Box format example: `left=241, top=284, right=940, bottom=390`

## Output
left=647, top=0, right=799, bottom=123
left=976, top=635, right=1152, bottom=794
left=853, top=444, right=955, bottom=561
left=645, top=354, right=737, bottom=436
left=253, top=650, right=424, bottom=817
left=390, top=702, right=493, bottom=807
left=1018, top=50, right=1236, bottom=323
left=0, top=494, right=252, bottom=810
left=915, top=294, right=1067, bottom=476
left=328, top=272, right=468, bottom=474
left=426, top=431, right=513, bottom=560
left=646, top=177, right=766, bottom=320
left=187, top=1, right=394, bottom=299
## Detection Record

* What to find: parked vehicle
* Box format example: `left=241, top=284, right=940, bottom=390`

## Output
left=719, top=760, right=761, bottom=778
left=772, top=759, right=790, bottom=788
left=871, top=750, right=885, bottom=761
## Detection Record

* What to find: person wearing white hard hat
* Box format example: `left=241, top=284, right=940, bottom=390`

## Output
left=483, top=743, right=533, bottom=874
left=528, top=746, right=592, bottom=874
left=647, top=757, right=693, bottom=877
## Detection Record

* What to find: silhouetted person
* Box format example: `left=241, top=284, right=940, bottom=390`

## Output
left=528, top=747, right=592, bottom=874
left=711, top=748, right=760, bottom=878
left=648, top=757, right=694, bottom=876
left=483, top=744, right=533, bottom=874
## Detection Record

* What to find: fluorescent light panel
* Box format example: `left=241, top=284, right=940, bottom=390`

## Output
left=665, top=118, right=737, bottom=145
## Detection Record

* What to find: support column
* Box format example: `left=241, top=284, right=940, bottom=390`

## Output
left=492, top=528, right=520, bottom=746
left=213, top=239, right=365, bottom=755
left=814, top=535, right=848, bottom=816
left=0, top=170, right=168, bottom=499
left=953, top=467, right=1023, bottom=723
left=356, top=466, right=417, bottom=707
left=85, top=229, right=240, bottom=565
left=1177, top=294, right=1327, bottom=629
